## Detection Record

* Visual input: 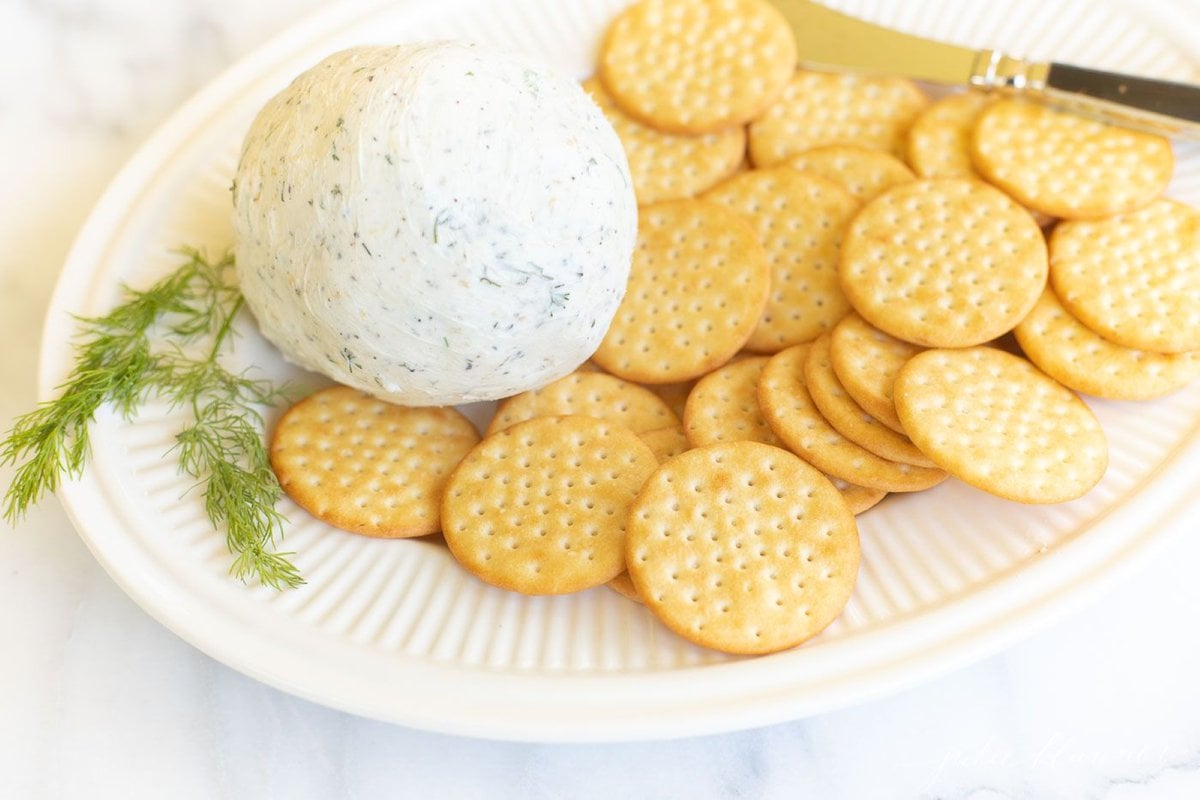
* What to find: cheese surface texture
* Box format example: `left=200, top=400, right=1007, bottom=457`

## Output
left=234, top=43, right=636, bottom=405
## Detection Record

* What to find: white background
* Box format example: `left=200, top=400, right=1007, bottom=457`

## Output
left=2, top=0, right=1200, bottom=797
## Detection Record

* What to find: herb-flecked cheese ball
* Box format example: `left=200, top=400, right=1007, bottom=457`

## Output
left=233, top=43, right=637, bottom=406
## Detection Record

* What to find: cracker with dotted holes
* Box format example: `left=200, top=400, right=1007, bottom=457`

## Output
left=607, top=571, right=643, bottom=603
left=269, top=385, right=481, bottom=538
left=487, top=371, right=679, bottom=436
left=748, top=70, right=927, bottom=167
left=839, top=178, right=1048, bottom=348
left=906, top=92, right=995, bottom=179
left=683, top=356, right=784, bottom=448
left=971, top=99, right=1173, bottom=219
left=646, top=379, right=695, bottom=421
left=625, top=441, right=860, bottom=655
left=758, top=344, right=946, bottom=492
left=592, top=199, right=771, bottom=383
left=583, top=78, right=746, bottom=205
left=804, top=334, right=935, bottom=467
left=643, top=355, right=753, bottom=420
left=704, top=168, right=860, bottom=351
left=829, top=476, right=887, bottom=515
left=1050, top=199, right=1200, bottom=354
left=895, top=347, right=1108, bottom=503
left=829, top=312, right=923, bottom=434
left=1016, top=286, right=1200, bottom=400
left=598, top=0, right=796, bottom=134
left=441, top=415, right=658, bottom=594
left=788, top=144, right=915, bottom=203
left=640, top=425, right=691, bottom=462
left=907, top=93, right=1056, bottom=227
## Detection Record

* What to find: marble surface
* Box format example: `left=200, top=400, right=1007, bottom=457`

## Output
left=3, top=1, right=1200, bottom=797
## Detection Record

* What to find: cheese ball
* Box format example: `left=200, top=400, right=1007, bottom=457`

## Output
left=233, top=43, right=637, bottom=406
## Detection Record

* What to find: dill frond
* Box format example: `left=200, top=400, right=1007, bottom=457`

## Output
left=1, top=248, right=302, bottom=589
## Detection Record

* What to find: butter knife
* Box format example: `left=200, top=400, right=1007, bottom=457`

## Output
left=766, top=0, right=1200, bottom=140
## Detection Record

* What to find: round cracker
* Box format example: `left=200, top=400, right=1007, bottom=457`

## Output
left=1015, top=285, right=1200, bottom=400
left=906, top=91, right=994, bottom=179
left=592, top=199, right=770, bottom=383
left=894, top=347, right=1108, bottom=504
left=704, top=168, right=860, bottom=351
left=487, top=371, right=679, bottom=436
left=645, top=379, right=696, bottom=421
left=829, top=476, right=887, bottom=515
left=1049, top=198, right=1200, bottom=354
left=598, top=0, right=796, bottom=134
left=442, top=415, right=658, bottom=594
left=839, top=178, right=1048, bottom=348
left=626, top=441, right=860, bottom=655
left=757, top=344, right=946, bottom=492
left=639, top=425, right=692, bottom=462
left=748, top=70, right=928, bottom=166
left=804, top=333, right=935, bottom=467
left=829, top=312, right=923, bottom=434
left=607, top=571, right=643, bottom=603
left=270, top=385, right=481, bottom=538
left=971, top=99, right=1173, bottom=219
left=683, top=356, right=784, bottom=448
left=788, top=144, right=915, bottom=202
left=583, top=77, right=746, bottom=205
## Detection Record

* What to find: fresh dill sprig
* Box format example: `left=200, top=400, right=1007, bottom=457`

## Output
left=1, top=248, right=302, bottom=589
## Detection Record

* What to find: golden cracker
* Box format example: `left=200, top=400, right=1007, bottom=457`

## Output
left=906, top=91, right=995, bottom=179
left=607, top=571, right=643, bottom=603
left=683, top=356, right=784, bottom=448
left=1049, top=198, right=1200, bottom=354
left=639, top=425, right=691, bottom=462
left=757, top=344, right=946, bottom=492
left=828, top=312, right=922, bottom=434
left=592, top=199, right=771, bottom=383
left=574, top=360, right=607, bottom=373
left=598, top=0, right=796, bottom=134
left=895, top=347, right=1108, bottom=503
left=1016, top=287, right=1200, bottom=400
left=804, top=333, right=935, bottom=467
left=487, top=371, right=679, bottom=436
left=704, top=168, right=860, bottom=351
left=748, top=70, right=928, bottom=166
left=645, top=379, right=696, bottom=421
left=829, top=476, right=887, bottom=515
left=971, top=99, right=1173, bottom=219
left=907, top=94, right=1056, bottom=227
left=642, top=357, right=755, bottom=422
left=839, top=178, right=1048, bottom=348
left=626, top=441, right=860, bottom=654
left=788, top=144, right=915, bottom=203
left=584, top=77, right=746, bottom=205
left=270, top=385, right=480, bottom=538
left=442, top=415, right=658, bottom=594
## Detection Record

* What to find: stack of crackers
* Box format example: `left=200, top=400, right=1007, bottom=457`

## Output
left=268, top=0, right=1200, bottom=656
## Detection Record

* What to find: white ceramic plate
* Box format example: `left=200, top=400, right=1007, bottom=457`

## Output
left=42, top=0, right=1200, bottom=741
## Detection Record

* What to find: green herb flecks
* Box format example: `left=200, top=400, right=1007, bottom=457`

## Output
left=549, top=289, right=570, bottom=313
left=341, top=346, right=361, bottom=373
left=1, top=248, right=302, bottom=589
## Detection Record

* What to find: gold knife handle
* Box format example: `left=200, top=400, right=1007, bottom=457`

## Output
left=969, top=49, right=1200, bottom=141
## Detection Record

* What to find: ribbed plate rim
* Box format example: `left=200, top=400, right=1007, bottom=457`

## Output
left=38, top=0, right=1200, bottom=741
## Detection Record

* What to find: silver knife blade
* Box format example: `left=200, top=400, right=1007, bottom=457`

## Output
left=765, top=0, right=1200, bottom=140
